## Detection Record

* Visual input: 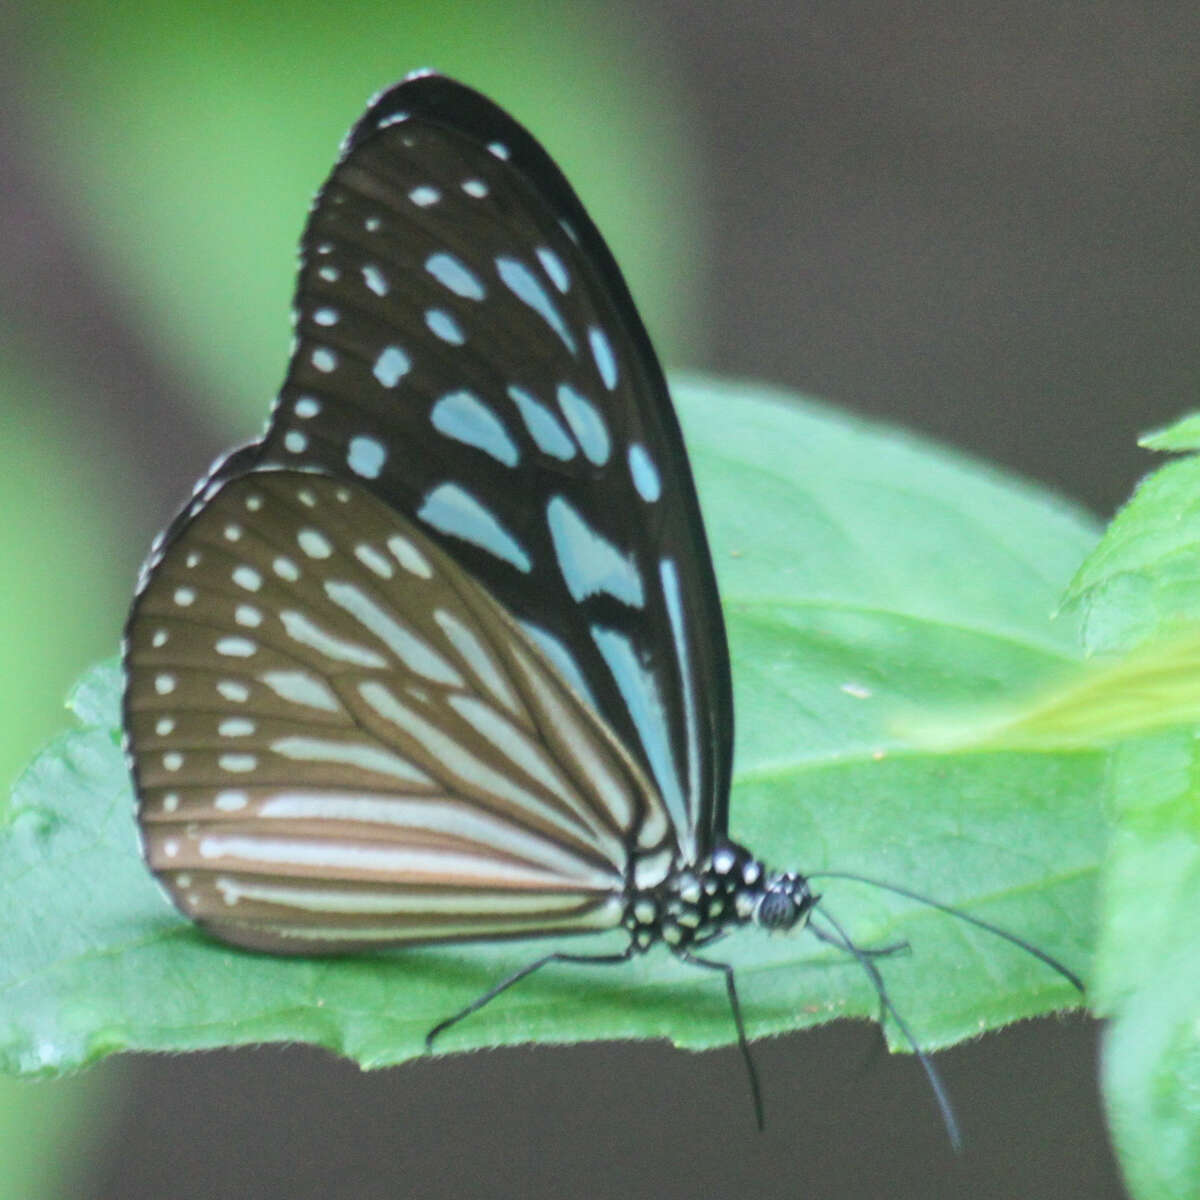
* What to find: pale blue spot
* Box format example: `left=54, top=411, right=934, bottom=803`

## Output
left=426, top=252, right=485, bottom=300
left=537, top=246, right=570, bottom=293
left=591, top=625, right=686, bottom=836
left=588, top=326, right=618, bottom=390
left=317, top=265, right=340, bottom=282
left=462, top=178, right=488, bottom=197
left=546, top=495, right=643, bottom=608
left=496, top=257, right=576, bottom=353
left=487, top=140, right=510, bottom=160
left=313, top=307, right=339, bottom=326
left=426, top=309, right=465, bottom=345
left=557, top=383, right=609, bottom=464
left=660, top=558, right=699, bottom=818
left=294, top=396, right=320, bottom=419
left=284, top=430, right=308, bottom=454
left=311, top=347, right=338, bottom=373
left=507, top=385, right=575, bottom=460
left=419, top=483, right=531, bottom=572
left=348, top=435, right=386, bottom=479
left=365, top=216, right=382, bottom=232
left=373, top=345, right=411, bottom=387
left=628, top=444, right=661, bottom=502
left=378, top=111, right=409, bottom=129
left=410, top=185, right=440, bottom=207
left=431, top=390, right=519, bottom=466
left=362, top=264, right=389, bottom=296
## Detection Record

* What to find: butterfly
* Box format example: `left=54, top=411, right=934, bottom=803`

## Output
left=122, top=71, right=1080, bottom=1139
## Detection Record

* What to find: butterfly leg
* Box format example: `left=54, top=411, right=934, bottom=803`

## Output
left=426, top=946, right=637, bottom=1051
left=676, top=946, right=765, bottom=1132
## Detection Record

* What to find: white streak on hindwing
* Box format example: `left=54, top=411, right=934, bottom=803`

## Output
left=126, top=471, right=678, bottom=952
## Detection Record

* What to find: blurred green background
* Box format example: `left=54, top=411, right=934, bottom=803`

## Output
left=6, top=0, right=1198, bottom=1196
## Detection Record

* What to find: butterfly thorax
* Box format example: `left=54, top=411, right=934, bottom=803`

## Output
left=621, top=839, right=817, bottom=956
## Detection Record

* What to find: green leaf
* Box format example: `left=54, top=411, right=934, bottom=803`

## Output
left=1138, top=412, right=1200, bottom=452
left=1065, top=412, right=1200, bottom=1200
left=906, top=628, right=1200, bottom=752
left=1, top=378, right=1101, bottom=1079
left=1097, top=735, right=1200, bottom=1200
left=1065, top=410, right=1200, bottom=654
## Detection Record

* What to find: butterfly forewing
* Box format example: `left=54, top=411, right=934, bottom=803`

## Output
left=251, top=75, right=732, bottom=856
left=124, top=469, right=676, bottom=953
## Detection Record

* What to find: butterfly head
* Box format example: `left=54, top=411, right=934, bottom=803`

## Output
left=754, top=872, right=819, bottom=933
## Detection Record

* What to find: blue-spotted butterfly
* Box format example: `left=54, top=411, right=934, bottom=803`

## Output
left=122, top=71, right=1081, bottom=1139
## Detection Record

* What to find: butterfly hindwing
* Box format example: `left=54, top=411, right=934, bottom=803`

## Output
left=124, top=469, right=677, bottom=952
left=250, top=75, right=732, bottom=857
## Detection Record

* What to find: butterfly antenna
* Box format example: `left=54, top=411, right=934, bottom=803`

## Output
left=808, top=871, right=1084, bottom=994
left=810, top=908, right=963, bottom=1153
